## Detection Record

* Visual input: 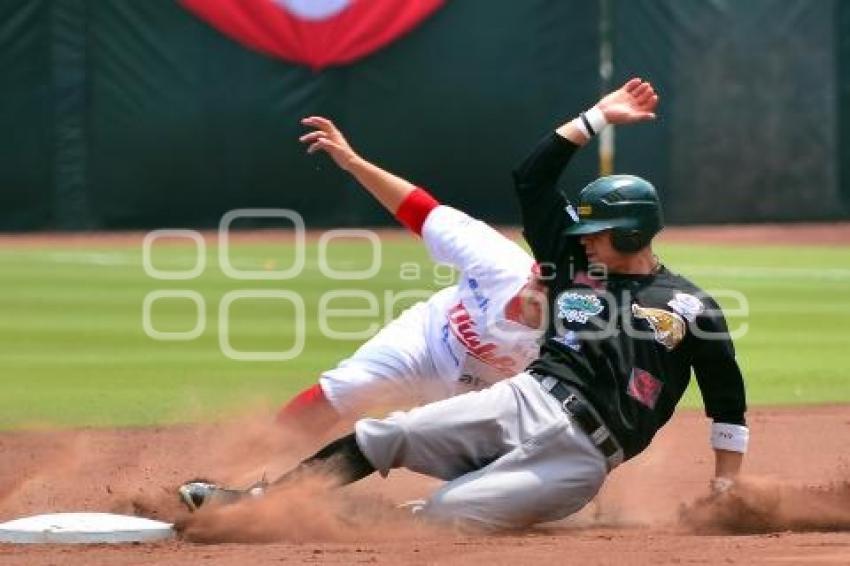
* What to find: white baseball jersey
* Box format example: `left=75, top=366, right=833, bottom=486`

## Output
left=320, top=205, right=543, bottom=414
left=421, top=205, right=541, bottom=386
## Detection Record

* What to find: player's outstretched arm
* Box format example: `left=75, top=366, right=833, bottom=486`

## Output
left=513, top=77, right=660, bottom=264
left=300, top=116, right=417, bottom=215
left=556, top=77, right=659, bottom=145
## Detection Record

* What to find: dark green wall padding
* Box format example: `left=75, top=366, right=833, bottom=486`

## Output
left=0, top=0, right=846, bottom=230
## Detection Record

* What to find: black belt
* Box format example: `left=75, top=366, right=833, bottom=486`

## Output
left=532, top=373, right=624, bottom=470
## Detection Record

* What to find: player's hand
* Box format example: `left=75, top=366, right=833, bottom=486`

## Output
left=596, top=78, right=658, bottom=125
left=299, top=116, right=359, bottom=171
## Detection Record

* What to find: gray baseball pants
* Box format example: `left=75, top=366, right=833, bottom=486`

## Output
left=354, top=372, right=608, bottom=529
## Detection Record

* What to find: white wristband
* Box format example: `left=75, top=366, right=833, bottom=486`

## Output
left=584, top=106, right=608, bottom=135
left=570, top=106, right=608, bottom=139
left=711, top=422, right=749, bottom=453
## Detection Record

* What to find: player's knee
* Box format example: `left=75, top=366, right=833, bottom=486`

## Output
left=548, top=461, right=607, bottom=518
left=422, top=478, right=550, bottom=530
left=353, top=413, right=410, bottom=477
left=421, top=491, right=513, bottom=530
left=423, top=465, right=607, bottom=529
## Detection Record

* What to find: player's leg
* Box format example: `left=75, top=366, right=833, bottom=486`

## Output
left=276, top=383, right=340, bottom=434
left=179, top=432, right=375, bottom=511
left=269, top=375, right=528, bottom=492
left=180, top=374, right=508, bottom=512
left=281, top=373, right=532, bottom=486
left=419, top=415, right=607, bottom=529
left=181, top=298, right=452, bottom=511
left=186, top=371, right=525, bottom=504
left=275, top=298, right=446, bottom=434
left=182, top=372, right=601, bottom=521
left=359, top=372, right=608, bottom=529
left=353, top=374, right=527, bottom=481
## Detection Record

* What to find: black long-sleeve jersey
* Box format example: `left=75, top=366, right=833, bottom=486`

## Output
left=513, top=132, right=747, bottom=460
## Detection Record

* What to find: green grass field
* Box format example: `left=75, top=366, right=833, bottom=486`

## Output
left=1, top=237, right=848, bottom=429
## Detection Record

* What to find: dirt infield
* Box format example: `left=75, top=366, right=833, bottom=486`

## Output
left=1, top=222, right=850, bottom=248
left=1, top=406, right=849, bottom=565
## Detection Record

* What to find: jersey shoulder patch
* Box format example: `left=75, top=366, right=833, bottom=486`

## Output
left=557, top=291, right=604, bottom=324
left=667, top=292, right=705, bottom=323
left=631, top=303, right=686, bottom=350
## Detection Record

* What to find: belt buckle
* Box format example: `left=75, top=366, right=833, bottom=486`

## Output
left=561, top=393, right=578, bottom=414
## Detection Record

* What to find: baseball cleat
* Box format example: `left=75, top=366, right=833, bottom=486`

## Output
left=178, top=480, right=267, bottom=512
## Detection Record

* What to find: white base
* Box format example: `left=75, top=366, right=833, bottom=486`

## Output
left=0, top=513, right=174, bottom=544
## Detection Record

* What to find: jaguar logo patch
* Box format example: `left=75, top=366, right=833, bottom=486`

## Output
left=557, top=292, right=604, bottom=324
left=631, top=304, right=686, bottom=350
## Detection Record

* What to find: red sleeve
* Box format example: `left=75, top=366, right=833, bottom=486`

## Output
left=395, top=187, right=440, bottom=235
left=276, top=383, right=339, bottom=432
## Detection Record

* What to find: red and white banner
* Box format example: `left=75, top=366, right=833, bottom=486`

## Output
left=180, top=0, right=445, bottom=70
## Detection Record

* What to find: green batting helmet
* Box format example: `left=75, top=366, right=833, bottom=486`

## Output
left=564, top=175, right=664, bottom=253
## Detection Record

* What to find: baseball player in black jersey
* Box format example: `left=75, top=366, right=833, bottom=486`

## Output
left=517, top=78, right=747, bottom=484
left=179, top=78, right=748, bottom=529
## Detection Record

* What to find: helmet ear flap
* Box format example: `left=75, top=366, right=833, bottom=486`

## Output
left=612, top=229, right=647, bottom=253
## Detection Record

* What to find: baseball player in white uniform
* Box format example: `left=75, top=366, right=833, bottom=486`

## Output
left=180, top=79, right=748, bottom=531
left=274, top=117, right=546, bottom=434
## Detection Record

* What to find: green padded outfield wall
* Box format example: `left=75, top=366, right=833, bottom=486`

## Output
left=0, top=0, right=847, bottom=230
left=1, top=0, right=600, bottom=230
left=611, top=0, right=847, bottom=223
left=840, top=0, right=850, bottom=207
left=0, top=1, right=53, bottom=229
